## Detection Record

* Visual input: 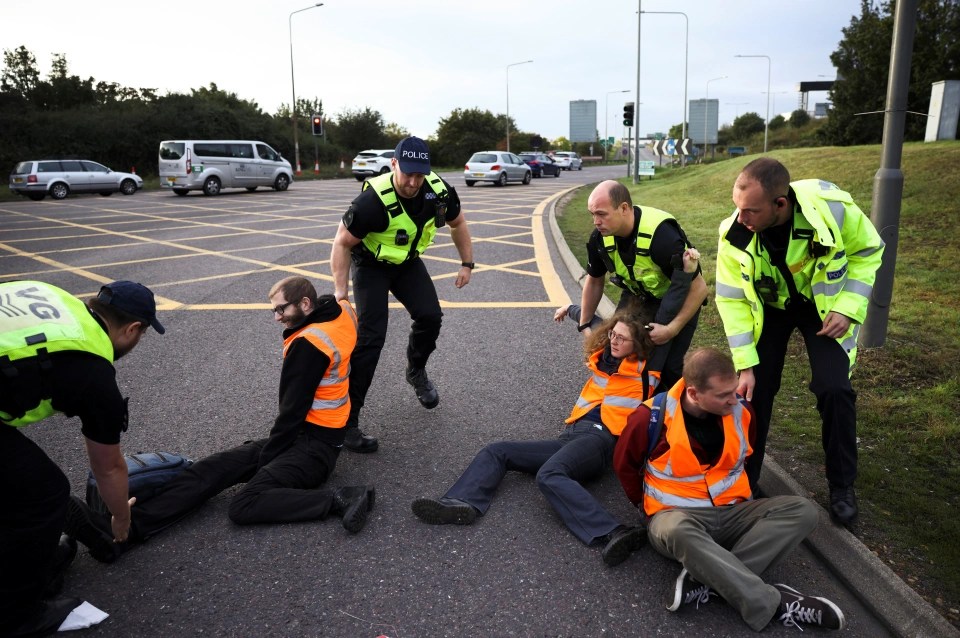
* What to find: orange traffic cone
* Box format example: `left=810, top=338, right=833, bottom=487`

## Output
left=314, top=161, right=320, bottom=175
left=131, top=166, right=136, bottom=174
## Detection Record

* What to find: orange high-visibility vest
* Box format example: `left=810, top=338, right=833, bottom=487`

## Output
left=282, top=300, right=358, bottom=429
left=565, top=349, right=659, bottom=436
left=642, top=379, right=752, bottom=516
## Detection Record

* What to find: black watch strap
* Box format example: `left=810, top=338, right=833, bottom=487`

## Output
left=577, top=323, right=592, bottom=333
left=461, top=261, right=475, bottom=269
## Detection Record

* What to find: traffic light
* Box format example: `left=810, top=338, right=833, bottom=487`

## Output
left=311, top=114, right=323, bottom=136
left=623, top=102, right=635, bottom=127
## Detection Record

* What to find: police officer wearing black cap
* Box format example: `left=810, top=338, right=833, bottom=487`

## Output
left=0, top=279, right=163, bottom=636
left=331, top=136, right=474, bottom=453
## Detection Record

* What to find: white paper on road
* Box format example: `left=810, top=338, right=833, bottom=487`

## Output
left=58, top=601, right=109, bottom=632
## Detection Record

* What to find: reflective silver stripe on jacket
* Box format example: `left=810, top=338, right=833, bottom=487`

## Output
left=826, top=200, right=845, bottom=230
left=727, top=331, right=754, bottom=349
left=312, top=396, right=349, bottom=410
left=715, top=281, right=746, bottom=300
left=299, top=326, right=347, bottom=386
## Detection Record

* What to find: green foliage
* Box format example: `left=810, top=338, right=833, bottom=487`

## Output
left=788, top=109, right=811, bottom=127
left=821, top=0, right=960, bottom=145
left=331, top=107, right=387, bottom=154
left=730, top=112, right=765, bottom=139
left=768, top=114, right=787, bottom=130
left=431, top=107, right=507, bottom=165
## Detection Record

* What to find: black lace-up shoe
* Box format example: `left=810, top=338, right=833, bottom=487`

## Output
left=667, top=568, right=717, bottom=611
left=775, top=583, right=846, bottom=630
left=829, top=485, right=858, bottom=526
left=600, top=525, right=646, bottom=567
left=64, top=496, right=125, bottom=564
left=411, top=497, right=477, bottom=525
left=406, top=366, right=439, bottom=409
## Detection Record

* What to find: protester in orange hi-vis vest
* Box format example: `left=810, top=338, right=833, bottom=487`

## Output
left=65, top=276, right=376, bottom=568
left=409, top=249, right=701, bottom=568
left=614, top=348, right=846, bottom=632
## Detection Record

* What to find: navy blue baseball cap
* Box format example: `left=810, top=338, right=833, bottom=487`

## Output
left=97, top=280, right=165, bottom=334
left=395, top=136, right=431, bottom=175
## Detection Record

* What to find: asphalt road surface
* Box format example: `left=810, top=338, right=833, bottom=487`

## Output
left=1, top=166, right=890, bottom=637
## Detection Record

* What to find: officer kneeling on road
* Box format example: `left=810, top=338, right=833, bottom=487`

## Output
left=0, top=279, right=163, bottom=637
left=330, top=136, right=474, bottom=453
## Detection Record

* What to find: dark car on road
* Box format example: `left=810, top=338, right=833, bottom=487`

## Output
left=519, top=152, right=561, bottom=178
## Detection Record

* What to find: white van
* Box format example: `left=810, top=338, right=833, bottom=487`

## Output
left=158, top=140, right=294, bottom=196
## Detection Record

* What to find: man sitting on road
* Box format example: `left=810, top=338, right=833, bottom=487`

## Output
left=614, top=347, right=846, bottom=632
left=66, top=277, right=375, bottom=563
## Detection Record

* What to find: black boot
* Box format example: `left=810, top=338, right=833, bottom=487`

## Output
left=331, top=486, right=375, bottom=533
left=63, top=496, right=126, bottom=564
left=406, top=366, right=439, bottom=409
left=343, top=426, right=378, bottom=453
left=600, top=525, right=646, bottom=567
left=829, top=486, right=858, bottom=526
left=42, top=535, right=77, bottom=598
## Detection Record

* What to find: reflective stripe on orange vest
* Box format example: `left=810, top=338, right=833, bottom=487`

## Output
left=565, top=349, right=658, bottom=436
left=642, top=379, right=752, bottom=516
left=282, top=300, right=358, bottom=429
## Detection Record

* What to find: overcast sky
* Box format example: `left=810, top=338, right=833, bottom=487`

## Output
left=1, top=0, right=862, bottom=143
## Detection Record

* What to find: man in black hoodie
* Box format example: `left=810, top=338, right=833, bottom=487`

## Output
left=66, top=277, right=375, bottom=563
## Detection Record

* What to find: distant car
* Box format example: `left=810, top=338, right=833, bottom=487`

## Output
left=9, top=159, right=143, bottom=201
left=463, top=151, right=531, bottom=187
left=352, top=149, right=394, bottom=181
left=552, top=151, right=583, bottom=170
left=519, top=152, right=561, bottom=178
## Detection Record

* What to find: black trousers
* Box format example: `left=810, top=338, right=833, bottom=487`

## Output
left=746, top=302, right=858, bottom=490
left=347, top=257, right=443, bottom=426
left=617, top=291, right=700, bottom=391
left=131, top=427, right=340, bottom=539
left=0, top=425, right=71, bottom=627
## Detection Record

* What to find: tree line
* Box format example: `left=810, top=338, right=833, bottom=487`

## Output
left=2, top=1, right=956, bottom=176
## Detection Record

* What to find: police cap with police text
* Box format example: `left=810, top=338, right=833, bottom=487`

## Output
left=395, top=136, right=431, bottom=175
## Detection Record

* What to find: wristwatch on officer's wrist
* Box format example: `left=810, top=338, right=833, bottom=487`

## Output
left=461, top=262, right=475, bottom=269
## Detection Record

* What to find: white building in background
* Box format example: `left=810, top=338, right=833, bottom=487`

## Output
left=569, top=100, right=597, bottom=143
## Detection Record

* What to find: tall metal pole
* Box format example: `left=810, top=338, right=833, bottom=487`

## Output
left=605, top=89, right=629, bottom=160
left=633, top=1, right=642, bottom=184
left=505, top=60, right=533, bottom=153
left=705, top=76, right=726, bottom=158
left=640, top=11, right=688, bottom=142
left=861, top=0, right=918, bottom=347
left=735, top=54, right=771, bottom=152
left=289, top=3, right=322, bottom=176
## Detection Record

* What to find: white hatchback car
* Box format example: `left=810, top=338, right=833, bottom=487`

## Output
left=351, top=149, right=394, bottom=181
left=463, top=151, right=531, bottom=187
left=552, top=151, right=583, bottom=170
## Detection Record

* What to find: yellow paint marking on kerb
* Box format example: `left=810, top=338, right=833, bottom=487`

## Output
left=531, top=191, right=571, bottom=307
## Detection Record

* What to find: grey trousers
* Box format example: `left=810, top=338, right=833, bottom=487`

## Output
left=647, top=495, right=818, bottom=631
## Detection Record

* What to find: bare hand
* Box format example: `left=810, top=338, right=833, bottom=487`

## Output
left=646, top=322, right=675, bottom=346
left=554, top=306, right=570, bottom=322
left=737, top=368, right=756, bottom=402
left=816, top=311, right=852, bottom=339
left=682, top=248, right=701, bottom=274
left=454, top=266, right=472, bottom=289
left=111, top=496, right=136, bottom=543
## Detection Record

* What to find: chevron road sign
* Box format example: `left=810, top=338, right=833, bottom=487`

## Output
left=651, top=138, right=693, bottom=156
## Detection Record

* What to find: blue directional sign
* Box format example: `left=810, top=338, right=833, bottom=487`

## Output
left=665, top=139, right=677, bottom=155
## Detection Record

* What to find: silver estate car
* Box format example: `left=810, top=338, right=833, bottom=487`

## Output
left=463, top=151, right=531, bottom=187
left=9, top=160, right=143, bottom=201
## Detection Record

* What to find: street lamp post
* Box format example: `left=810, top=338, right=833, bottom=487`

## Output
left=762, top=90, right=790, bottom=119
left=735, top=54, right=771, bottom=152
left=605, top=89, right=630, bottom=159
left=505, top=60, right=533, bottom=152
left=640, top=11, right=688, bottom=143
left=704, top=75, right=727, bottom=157
left=289, top=2, right=323, bottom=176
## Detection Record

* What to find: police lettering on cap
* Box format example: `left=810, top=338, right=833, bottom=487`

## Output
left=98, top=280, right=165, bottom=334
left=394, top=136, right=431, bottom=175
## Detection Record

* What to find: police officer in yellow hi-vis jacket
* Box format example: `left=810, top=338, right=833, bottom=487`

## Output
left=578, top=180, right=708, bottom=391
left=1, top=279, right=163, bottom=637
left=331, top=136, right=474, bottom=453
left=715, top=157, right=884, bottom=526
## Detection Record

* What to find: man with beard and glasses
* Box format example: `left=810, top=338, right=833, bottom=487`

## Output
left=65, top=277, right=375, bottom=570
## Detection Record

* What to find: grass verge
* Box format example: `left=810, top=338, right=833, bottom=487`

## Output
left=556, top=141, right=960, bottom=626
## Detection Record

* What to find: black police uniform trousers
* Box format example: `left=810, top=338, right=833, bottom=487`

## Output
left=745, top=301, right=858, bottom=491
left=347, top=256, right=443, bottom=426
left=0, top=425, right=72, bottom=628
left=443, top=422, right=622, bottom=545
left=129, top=427, right=340, bottom=540
left=617, top=290, right=700, bottom=391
